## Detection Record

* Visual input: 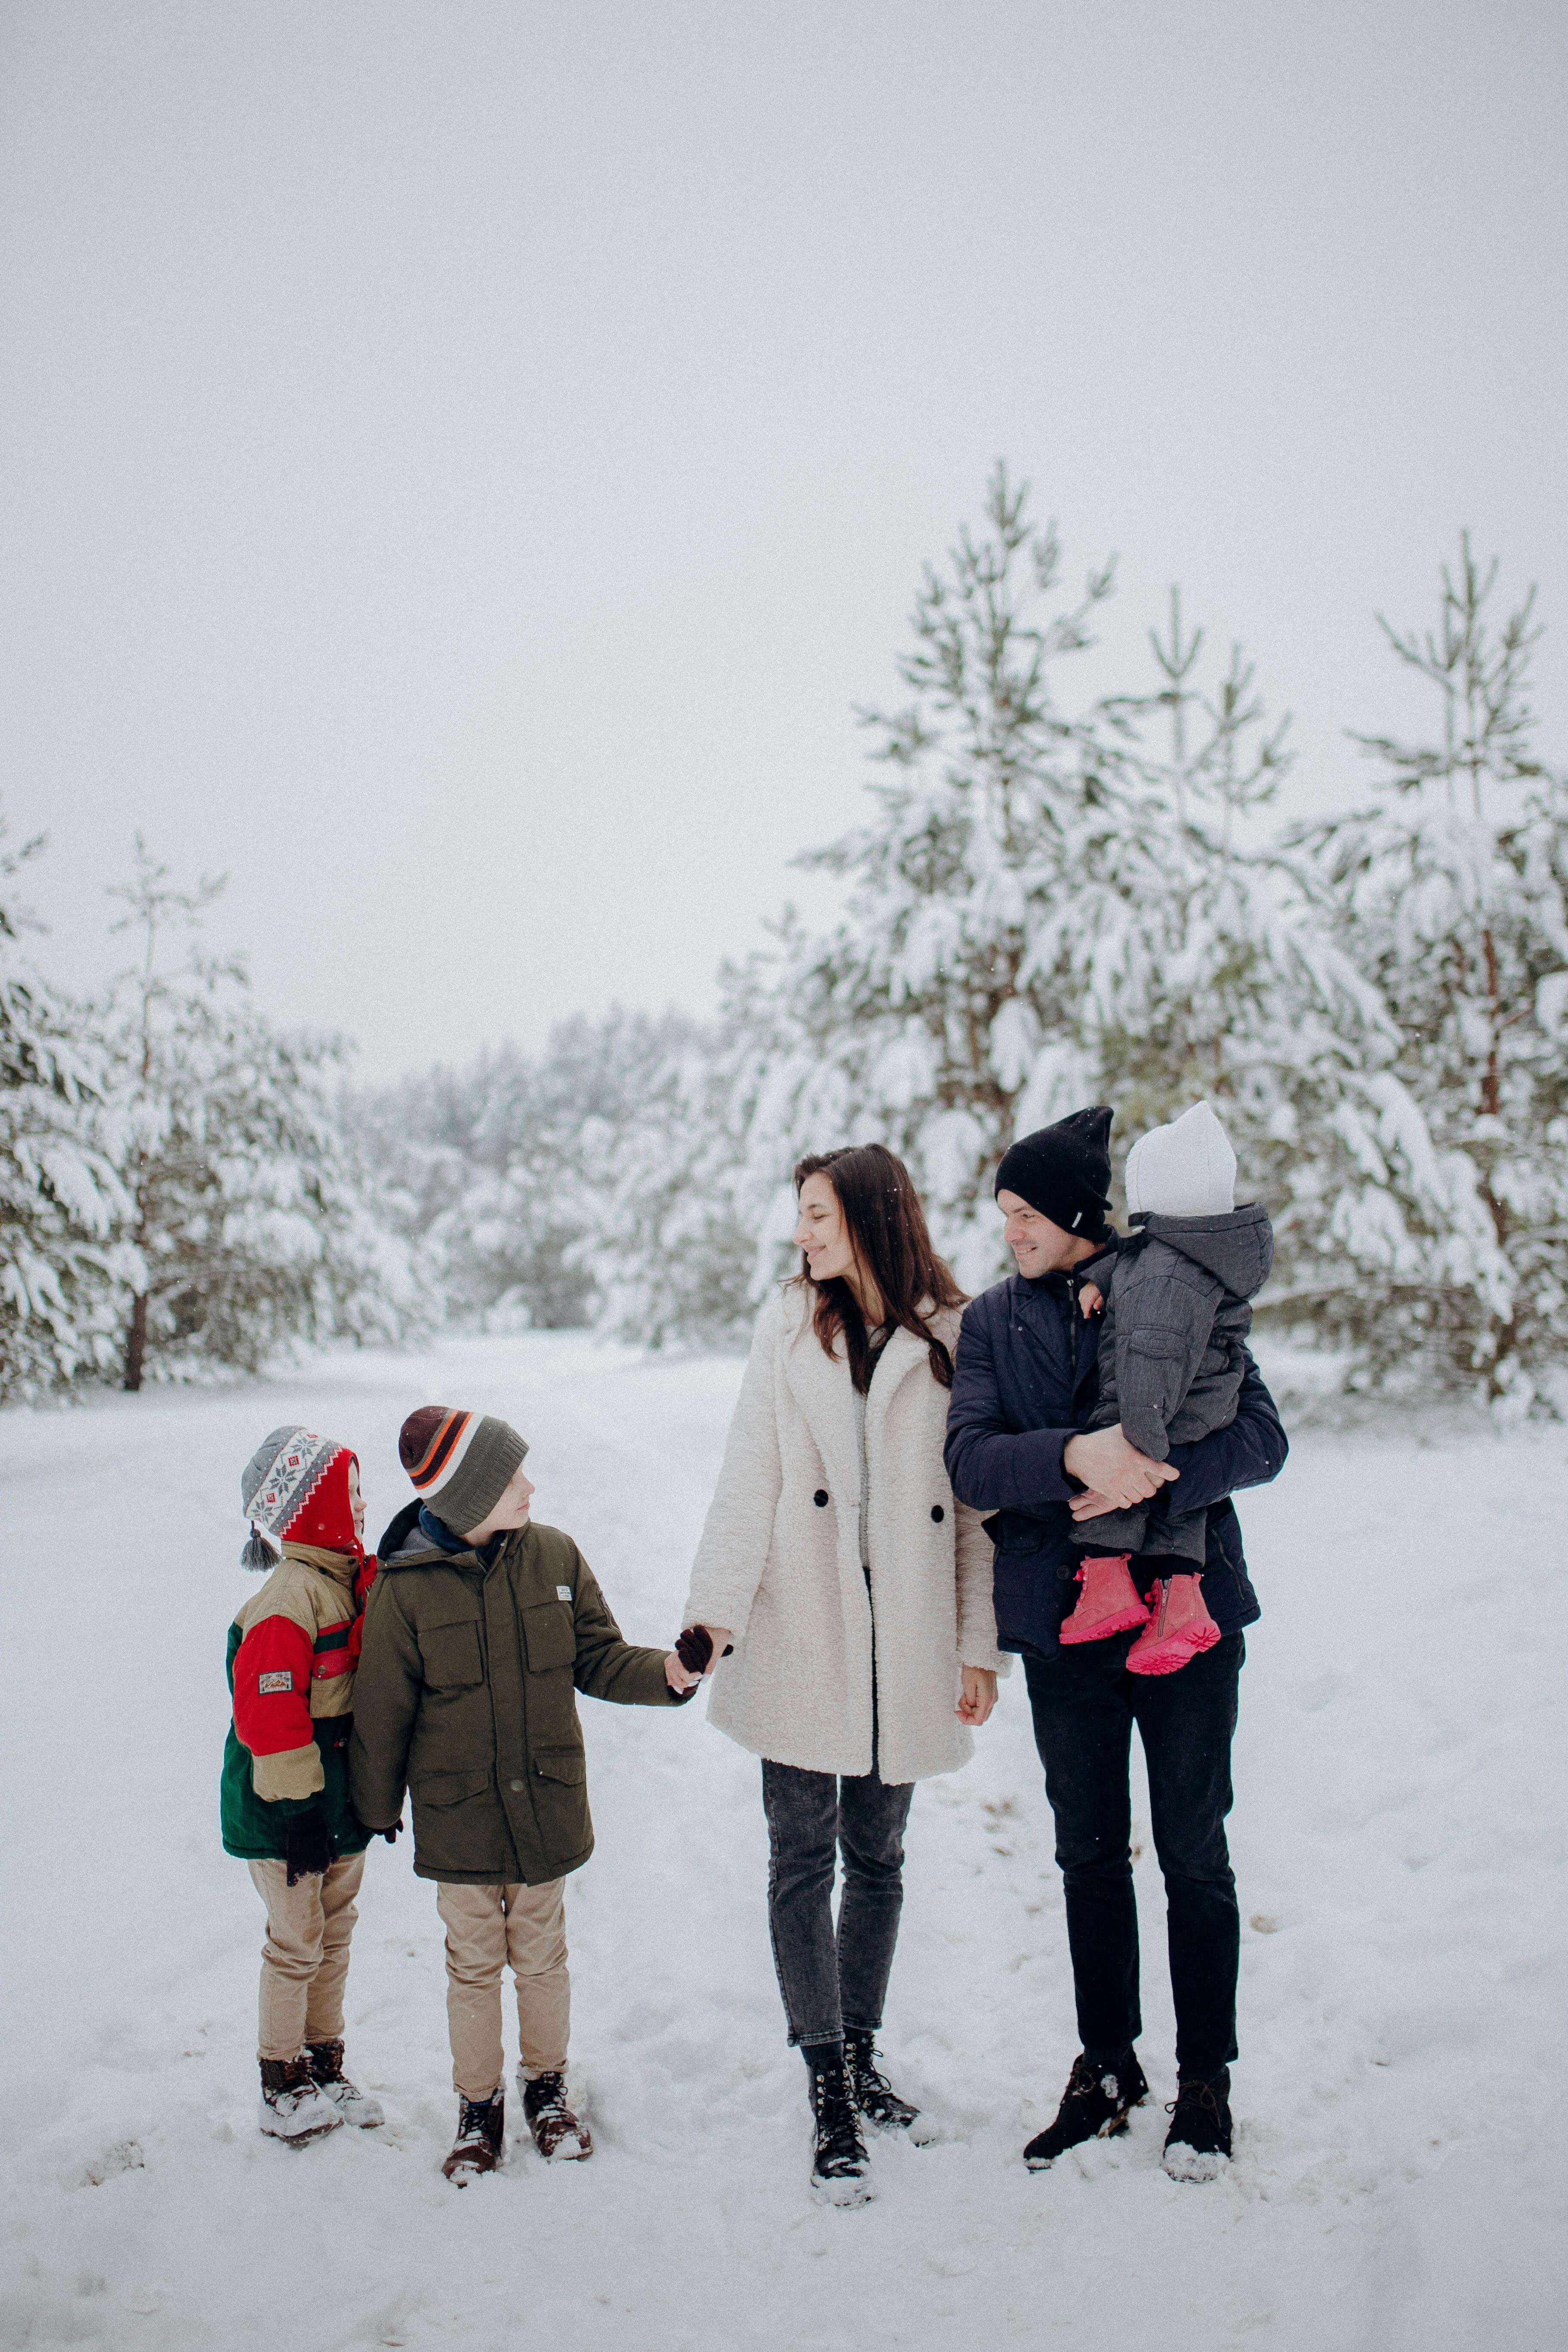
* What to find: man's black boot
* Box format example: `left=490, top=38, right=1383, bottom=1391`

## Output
left=845, top=2028, right=935, bottom=2143
left=805, top=2049, right=873, bottom=2206
left=1162, top=2068, right=1233, bottom=2180
left=1023, top=2049, right=1149, bottom=2169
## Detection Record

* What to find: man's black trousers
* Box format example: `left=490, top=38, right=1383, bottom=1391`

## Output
left=1023, top=1630, right=1243, bottom=2082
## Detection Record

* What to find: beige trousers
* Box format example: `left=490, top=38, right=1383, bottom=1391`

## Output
left=435, top=1880, right=570, bottom=2101
left=248, top=1851, right=365, bottom=2061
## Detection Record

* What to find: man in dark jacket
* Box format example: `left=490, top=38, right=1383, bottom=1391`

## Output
left=350, top=1406, right=696, bottom=2180
left=943, top=1108, right=1287, bottom=2181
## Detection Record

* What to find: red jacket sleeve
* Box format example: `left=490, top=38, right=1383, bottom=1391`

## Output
left=233, top=1614, right=318, bottom=1797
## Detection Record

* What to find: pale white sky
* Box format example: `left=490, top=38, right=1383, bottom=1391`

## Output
left=2, top=0, right=1565, bottom=1078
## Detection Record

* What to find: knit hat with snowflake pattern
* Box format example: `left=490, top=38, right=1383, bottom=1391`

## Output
left=239, top=1425, right=361, bottom=1569
left=398, top=1407, right=527, bottom=1540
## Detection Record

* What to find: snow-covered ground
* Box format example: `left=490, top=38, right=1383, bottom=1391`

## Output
left=1, top=1335, right=1564, bottom=2352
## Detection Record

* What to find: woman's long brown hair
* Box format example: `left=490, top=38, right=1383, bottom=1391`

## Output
left=793, top=1144, right=968, bottom=1393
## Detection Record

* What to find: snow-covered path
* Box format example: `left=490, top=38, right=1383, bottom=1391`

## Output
left=1, top=1337, right=1563, bottom=2352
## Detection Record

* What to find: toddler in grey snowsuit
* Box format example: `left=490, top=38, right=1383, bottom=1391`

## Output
left=1063, top=1100, right=1274, bottom=1674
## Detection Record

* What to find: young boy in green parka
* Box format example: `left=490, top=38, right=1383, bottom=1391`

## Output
left=349, top=1405, right=699, bottom=2183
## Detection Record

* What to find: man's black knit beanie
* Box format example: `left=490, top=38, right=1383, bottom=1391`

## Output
left=994, top=1106, right=1114, bottom=1241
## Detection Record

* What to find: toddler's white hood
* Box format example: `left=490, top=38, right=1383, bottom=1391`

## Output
left=1124, top=1100, right=1237, bottom=1219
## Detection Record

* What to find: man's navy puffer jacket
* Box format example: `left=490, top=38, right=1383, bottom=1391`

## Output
left=943, top=1268, right=1288, bottom=1660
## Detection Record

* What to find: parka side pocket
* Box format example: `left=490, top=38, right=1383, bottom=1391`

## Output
left=413, top=1766, right=493, bottom=1807
left=530, top=1746, right=591, bottom=1867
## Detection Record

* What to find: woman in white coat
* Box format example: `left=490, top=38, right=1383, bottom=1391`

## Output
left=682, top=1144, right=1008, bottom=2203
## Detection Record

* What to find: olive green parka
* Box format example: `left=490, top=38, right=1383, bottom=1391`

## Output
left=348, top=1505, right=687, bottom=1885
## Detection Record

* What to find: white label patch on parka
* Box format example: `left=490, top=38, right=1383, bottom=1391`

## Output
left=556, top=1586, right=572, bottom=1602
left=257, top=1669, right=293, bottom=1694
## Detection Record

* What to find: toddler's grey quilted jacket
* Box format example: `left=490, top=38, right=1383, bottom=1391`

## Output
left=1089, top=1203, right=1274, bottom=1461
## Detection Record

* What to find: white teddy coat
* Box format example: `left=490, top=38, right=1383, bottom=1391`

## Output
left=682, top=1284, right=1007, bottom=1784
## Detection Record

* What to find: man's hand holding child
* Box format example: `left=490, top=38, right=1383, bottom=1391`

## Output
left=1062, top=1423, right=1179, bottom=1516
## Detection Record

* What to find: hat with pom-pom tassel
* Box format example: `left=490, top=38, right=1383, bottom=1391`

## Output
left=239, top=1424, right=360, bottom=1568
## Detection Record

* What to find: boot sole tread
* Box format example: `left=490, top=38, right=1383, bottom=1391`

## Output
left=1126, top=1630, right=1222, bottom=1675
left=1059, top=1608, right=1150, bottom=1644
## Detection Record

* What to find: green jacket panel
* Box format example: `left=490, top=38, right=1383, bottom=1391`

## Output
left=348, top=1516, right=685, bottom=1886
left=219, top=1623, right=371, bottom=1862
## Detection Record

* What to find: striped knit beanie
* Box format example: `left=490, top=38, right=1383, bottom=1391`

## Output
left=240, top=1425, right=360, bottom=1569
left=399, top=1407, right=527, bottom=1538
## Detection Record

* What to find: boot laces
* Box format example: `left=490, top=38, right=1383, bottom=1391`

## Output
left=813, top=2068, right=859, bottom=2131
left=306, top=2039, right=346, bottom=2086
left=1166, top=2078, right=1225, bottom=2123
left=526, top=2071, right=580, bottom=2128
left=1065, top=2055, right=1109, bottom=2103
left=264, top=2056, right=316, bottom=2109
left=851, top=2043, right=896, bottom=2100
left=814, top=2074, right=866, bottom=2168
left=816, top=2073, right=851, bottom=2119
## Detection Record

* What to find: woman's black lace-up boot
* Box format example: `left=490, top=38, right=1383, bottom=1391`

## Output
left=805, top=2048, right=873, bottom=2206
left=845, top=2028, right=934, bottom=2141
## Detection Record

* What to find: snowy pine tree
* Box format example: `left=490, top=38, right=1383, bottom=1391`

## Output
left=1284, top=542, right=1568, bottom=1407
left=724, top=469, right=1369, bottom=1300
left=723, top=469, right=1124, bottom=1291
left=103, top=840, right=416, bottom=1387
left=0, top=816, right=129, bottom=1398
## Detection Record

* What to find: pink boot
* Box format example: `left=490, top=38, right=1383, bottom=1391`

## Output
left=1125, top=1574, right=1221, bottom=1675
left=1060, top=1555, right=1151, bottom=1645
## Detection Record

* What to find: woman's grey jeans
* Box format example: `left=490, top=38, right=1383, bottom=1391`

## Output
left=760, top=1755, right=915, bottom=2052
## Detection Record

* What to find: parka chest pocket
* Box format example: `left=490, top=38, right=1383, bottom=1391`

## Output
left=420, top=1614, right=484, bottom=1690
left=521, top=1602, right=576, bottom=1674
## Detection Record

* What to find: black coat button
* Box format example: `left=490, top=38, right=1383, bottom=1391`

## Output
left=931, top=1504, right=945, bottom=1523
left=813, top=1489, right=829, bottom=1507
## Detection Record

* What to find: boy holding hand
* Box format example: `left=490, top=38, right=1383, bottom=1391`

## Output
left=350, top=1407, right=697, bottom=2182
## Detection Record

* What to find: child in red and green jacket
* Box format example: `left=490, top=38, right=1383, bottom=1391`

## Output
left=222, top=1424, right=386, bottom=2145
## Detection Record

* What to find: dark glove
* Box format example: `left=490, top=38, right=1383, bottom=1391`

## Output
left=675, top=1625, right=710, bottom=1675
left=379, top=1818, right=403, bottom=1845
left=284, top=1809, right=335, bottom=1887
left=675, top=1626, right=733, bottom=1675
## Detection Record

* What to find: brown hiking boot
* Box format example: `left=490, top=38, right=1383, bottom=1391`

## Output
left=304, top=2038, right=384, bottom=2128
left=441, top=2093, right=505, bottom=2183
left=521, top=2070, right=592, bottom=2161
left=258, top=2055, right=343, bottom=2147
